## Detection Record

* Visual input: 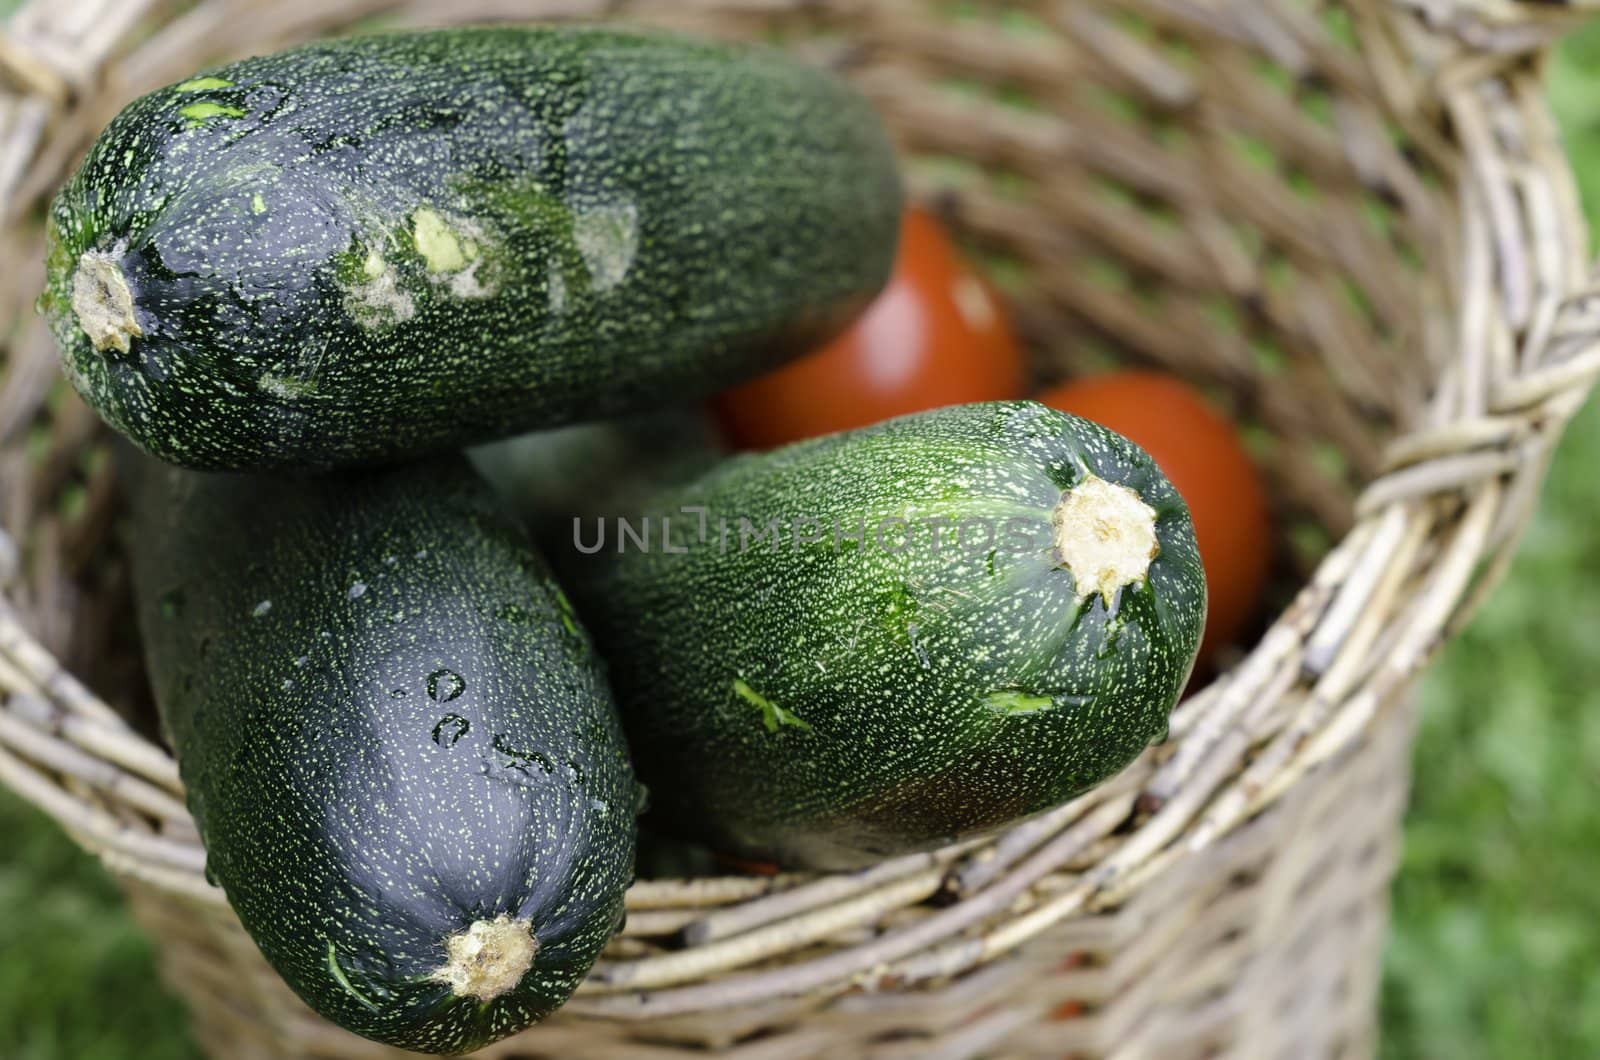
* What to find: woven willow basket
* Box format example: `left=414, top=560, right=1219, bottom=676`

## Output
left=4, top=1, right=1600, bottom=1057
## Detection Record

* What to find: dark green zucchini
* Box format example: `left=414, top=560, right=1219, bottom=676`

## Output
left=468, top=408, right=726, bottom=553
left=44, top=27, right=901, bottom=471
left=553, top=401, right=1206, bottom=870
left=125, top=454, right=636, bottom=1053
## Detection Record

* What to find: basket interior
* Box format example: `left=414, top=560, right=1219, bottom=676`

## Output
left=16, top=3, right=1592, bottom=1054
left=0, top=0, right=1448, bottom=759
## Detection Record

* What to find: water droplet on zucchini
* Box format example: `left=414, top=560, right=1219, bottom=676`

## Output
left=491, top=733, right=553, bottom=775
left=432, top=714, right=470, bottom=747
left=427, top=668, right=465, bottom=702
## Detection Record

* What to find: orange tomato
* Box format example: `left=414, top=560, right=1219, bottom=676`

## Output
left=713, top=207, right=1025, bottom=449
left=1037, top=373, right=1272, bottom=666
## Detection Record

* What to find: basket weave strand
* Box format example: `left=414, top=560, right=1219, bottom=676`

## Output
left=2, top=1, right=1599, bottom=1057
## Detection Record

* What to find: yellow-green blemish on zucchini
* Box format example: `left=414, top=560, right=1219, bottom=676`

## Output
left=552, top=587, right=582, bottom=639
left=176, top=76, right=235, bottom=92
left=412, top=208, right=474, bottom=274
left=251, top=193, right=267, bottom=215
left=409, top=208, right=498, bottom=298
left=982, top=690, right=1057, bottom=716
left=180, top=101, right=245, bottom=126
left=326, top=942, right=380, bottom=1013
left=733, top=678, right=811, bottom=733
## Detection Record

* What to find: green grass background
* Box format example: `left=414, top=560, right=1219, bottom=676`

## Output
left=2, top=11, right=1600, bottom=1060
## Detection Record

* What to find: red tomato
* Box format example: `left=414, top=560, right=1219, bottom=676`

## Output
left=713, top=207, right=1025, bottom=449
left=1037, top=373, right=1272, bottom=666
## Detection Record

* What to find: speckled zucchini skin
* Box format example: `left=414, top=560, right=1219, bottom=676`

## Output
left=554, top=402, right=1206, bottom=870
left=125, top=455, right=636, bottom=1053
left=44, top=27, right=901, bottom=470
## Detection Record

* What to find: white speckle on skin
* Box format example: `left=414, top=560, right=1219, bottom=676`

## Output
left=573, top=201, right=639, bottom=292
left=342, top=249, right=416, bottom=331
left=547, top=268, right=568, bottom=314
left=258, top=373, right=315, bottom=400
left=448, top=258, right=495, bottom=300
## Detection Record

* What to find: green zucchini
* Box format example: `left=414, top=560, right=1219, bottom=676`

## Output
left=125, top=454, right=636, bottom=1053
left=468, top=408, right=726, bottom=552
left=44, top=27, right=901, bottom=471
left=554, top=401, right=1206, bottom=870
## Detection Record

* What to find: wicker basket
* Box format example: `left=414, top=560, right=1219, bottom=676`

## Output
left=3, top=1, right=1599, bottom=1057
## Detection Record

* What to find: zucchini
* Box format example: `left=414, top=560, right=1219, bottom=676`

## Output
left=44, top=27, right=901, bottom=470
left=125, top=454, right=636, bottom=1053
left=555, top=402, right=1206, bottom=869
left=468, top=409, right=725, bottom=553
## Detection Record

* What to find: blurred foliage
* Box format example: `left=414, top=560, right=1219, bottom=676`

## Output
left=0, top=796, right=198, bottom=1059
left=1, top=12, right=1600, bottom=1060
left=1549, top=25, right=1600, bottom=254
